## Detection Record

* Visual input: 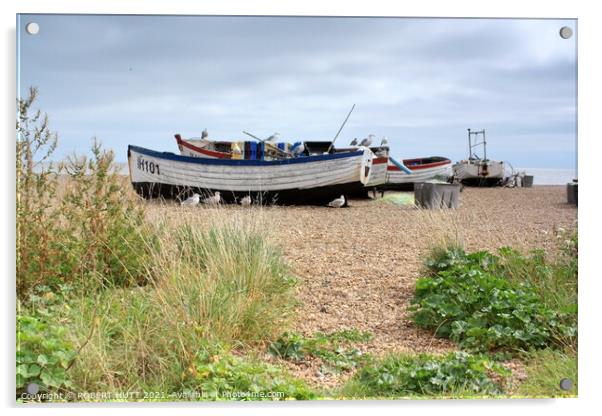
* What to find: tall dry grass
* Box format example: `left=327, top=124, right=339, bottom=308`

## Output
left=61, top=207, right=298, bottom=393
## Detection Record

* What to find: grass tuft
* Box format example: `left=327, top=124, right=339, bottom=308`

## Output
left=516, top=348, right=577, bottom=397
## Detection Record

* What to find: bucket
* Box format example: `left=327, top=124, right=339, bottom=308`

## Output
left=522, top=175, right=534, bottom=188
left=567, top=182, right=578, bottom=205
left=414, top=182, right=460, bottom=209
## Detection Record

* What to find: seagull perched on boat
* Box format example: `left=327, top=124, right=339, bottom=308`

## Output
left=201, top=129, right=209, bottom=139
left=181, top=193, right=200, bottom=207
left=359, top=134, right=375, bottom=147
left=349, top=138, right=358, bottom=146
left=202, top=191, right=221, bottom=205
left=380, top=137, right=389, bottom=147
left=265, top=133, right=280, bottom=142
left=327, top=195, right=346, bottom=208
left=240, top=195, right=252, bottom=206
left=291, top=142, right=305, bottom=156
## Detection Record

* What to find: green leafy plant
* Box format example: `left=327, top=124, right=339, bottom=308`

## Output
left=342, top=352, right=506, bottom=398
left=188, top=345, right=315, bottom=401
left=17, top=308, right=76, bottom=396
left=411, top=246, right=576, bottom=352
left=495, top=229, right=577, bottom=347
left=269, top=330, right=372, bottom=374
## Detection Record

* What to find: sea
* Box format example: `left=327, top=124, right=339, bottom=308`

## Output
left=514, top=168, right=576, bottom=185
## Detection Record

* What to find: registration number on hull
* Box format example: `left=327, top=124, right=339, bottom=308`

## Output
left=136, top=156, right=161, bottom=175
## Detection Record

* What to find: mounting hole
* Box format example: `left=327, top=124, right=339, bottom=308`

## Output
left=26, top=383, right=40, bottom=395
left=559, top=378, right=573, bottom=391
left=559, top=26, right=573, bottom=39
left=25, top=22, right=40, bottom=35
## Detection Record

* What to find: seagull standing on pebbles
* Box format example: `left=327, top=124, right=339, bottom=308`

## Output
left=202, top=191, right=221, bottom=205
left=327, top=195, right=346, bottom=208
left=240, top=195, right=252, bottom=206
left=181, top=193, right=200, bottom=207
left=349, top=138, right=358, bottom=146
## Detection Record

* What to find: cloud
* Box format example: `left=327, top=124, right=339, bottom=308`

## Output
left=18, top=15, right=576, bottom=168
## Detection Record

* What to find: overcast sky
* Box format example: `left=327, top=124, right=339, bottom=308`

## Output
left=18, top=15, right=576, bottom=168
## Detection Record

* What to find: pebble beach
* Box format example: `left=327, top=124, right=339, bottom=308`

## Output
left=147, top=185, right=577, bottom=386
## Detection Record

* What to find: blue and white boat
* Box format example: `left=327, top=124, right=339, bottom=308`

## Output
left=128, top=145, right=375, bottom=205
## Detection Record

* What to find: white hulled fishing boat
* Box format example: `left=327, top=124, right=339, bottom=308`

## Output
left=128, top=144, right=374, bottom=205
left=452, top=129, right=504, bottom=186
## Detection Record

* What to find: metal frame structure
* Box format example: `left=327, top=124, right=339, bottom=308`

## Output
left=467, top=128, right=487, bottom=161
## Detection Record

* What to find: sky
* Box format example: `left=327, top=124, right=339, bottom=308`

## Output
left=17, top=14, right=577, bottom=169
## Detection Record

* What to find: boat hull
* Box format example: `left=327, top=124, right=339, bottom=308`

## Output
left=348, top=155, right=389, bottom=198
left=452, top=160, right=504, bottom=186
left=384, top=157, right=452, bottom=191
left=128, top=145, right=371, bottom=205
left=131, top=180, right=366, bottom=205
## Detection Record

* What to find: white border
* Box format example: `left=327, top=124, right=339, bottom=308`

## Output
left=2, top=1, right=600, bottom=415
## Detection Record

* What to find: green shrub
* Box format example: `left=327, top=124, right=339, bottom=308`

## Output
left=495, top=230, right=577, bottom=347
left=16, top=87, right=60, bottom=297
left=16, top=87, right=152, bottom=298
left=411, top=247, right=576, bottom=352
left=17, top=304, right=76, bottom=397
left=342, top=352, right=505, bottom=398
left=269, top=330, right=372, bottom=374
left=187, top=345, right=315, bottom=401
left=55, top=141, right=152, bottom=290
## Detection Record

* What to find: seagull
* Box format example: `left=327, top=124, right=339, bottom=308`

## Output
left=359, top=134, right=374, bottom=147
left=202, top=191, right=221, bottom=205
left=327, top=195, right=346, bottom=208
left=349, top=138, right=358, bottom=146
left=291, top=142, right=305, bottom=156
left=380, top=137, right=389, bottom=147
left=181, top=193, right=200, bottom=207
left=265, top=133, right=280, bottom=142
left=201, top=129, right=209, bottom=139
left=240, top=195, right=252, bottom=206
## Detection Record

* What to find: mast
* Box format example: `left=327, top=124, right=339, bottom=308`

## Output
left=467, top=128, right=472, bottom=159
left=326, top=104, right=355, bottom=154
left=483, top=129, right=487, bottom=161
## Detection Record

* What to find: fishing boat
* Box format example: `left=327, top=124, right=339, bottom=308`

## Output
left=175, top=135, right=390, bottom=192
left=168, top=106, right=389, bottom=198
left=127, top=144, right=375, bottom=205
left=383, top=156, right=452, bottom=190
left=452, top=129, right=504, bottom=186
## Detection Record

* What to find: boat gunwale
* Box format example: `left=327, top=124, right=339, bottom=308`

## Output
left=176, top=135, right=231, bottom=159
left=129, top=145, right=365, bottom=167
left=387, top=157, right=451, bottom=172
